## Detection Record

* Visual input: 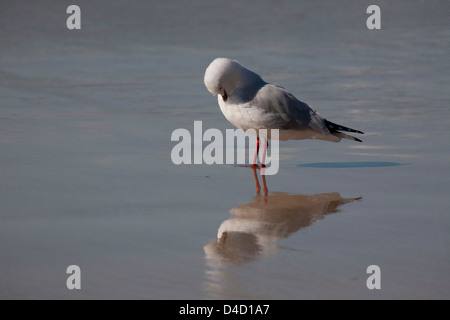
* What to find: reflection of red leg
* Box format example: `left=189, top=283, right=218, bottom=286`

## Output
left=252, top=165, right=268, bottom=197
left=260, top=139, right=268, bottom=168
left=251, top=166, right=261, bottom=195
left=251, top=137, right=260, bottom=168
left=261, top=172, right=268, bottom=197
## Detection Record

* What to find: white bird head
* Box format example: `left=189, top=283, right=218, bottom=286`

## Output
left=204, top=58, right=263, bottom=102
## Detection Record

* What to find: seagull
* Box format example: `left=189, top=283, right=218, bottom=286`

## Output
left=203, top=58, right=364, bottom=168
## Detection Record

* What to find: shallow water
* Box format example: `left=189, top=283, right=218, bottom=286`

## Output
left=0, top=0, right=449, bottom=299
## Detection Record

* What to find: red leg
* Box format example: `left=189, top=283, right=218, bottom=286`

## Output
left=251, top=137, right=260, bottom=168
left=260, top=139, right=268, bottom=168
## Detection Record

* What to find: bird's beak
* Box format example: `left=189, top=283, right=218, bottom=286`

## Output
left=221, top=90, right=228, bottom=102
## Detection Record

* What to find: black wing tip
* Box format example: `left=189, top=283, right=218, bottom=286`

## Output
left=325, top=119, right=364, bottom=135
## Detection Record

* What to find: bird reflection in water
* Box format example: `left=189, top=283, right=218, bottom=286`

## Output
left=204, top=167, right=362, bottom=265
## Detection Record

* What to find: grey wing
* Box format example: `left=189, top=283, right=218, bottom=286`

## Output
left=247, top=84, right=330, bottom=134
